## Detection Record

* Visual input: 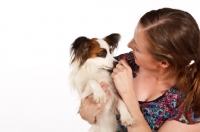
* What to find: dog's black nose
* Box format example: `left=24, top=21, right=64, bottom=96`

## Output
left=108, top=61, right=118, bottom=73
left=113, top=61, right=118, bottom=67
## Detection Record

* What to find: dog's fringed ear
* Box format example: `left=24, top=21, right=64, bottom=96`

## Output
left=104, top=33, right=120, bottom=53
left=71, top=36, right=90, bottom=52
left=70, top=36, right=90, bottom=65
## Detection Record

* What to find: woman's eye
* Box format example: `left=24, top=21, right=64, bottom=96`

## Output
left=134, top=46, right=139, bottom=51
left=133, top=43, right=139, bottom=52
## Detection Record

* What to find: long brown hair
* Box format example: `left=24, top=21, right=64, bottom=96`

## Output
left=139, top=8, right=200, bottom=122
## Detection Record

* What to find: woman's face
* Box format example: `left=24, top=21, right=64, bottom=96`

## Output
left=128, top=23, right=160, bottom=70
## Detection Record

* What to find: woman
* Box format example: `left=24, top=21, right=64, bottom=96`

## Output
left=79, top=8, right=200, bottom=132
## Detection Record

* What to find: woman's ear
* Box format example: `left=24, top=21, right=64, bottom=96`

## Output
left=160, top=61, right=170, bottom=68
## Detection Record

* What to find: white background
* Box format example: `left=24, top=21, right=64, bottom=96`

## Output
left=0, top=0, right=199, bottom=132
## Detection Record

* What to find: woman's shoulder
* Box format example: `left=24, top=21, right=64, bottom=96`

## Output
left=164, top=87, right=183, bottom=106
left=164, top=87, right=200, bottom=124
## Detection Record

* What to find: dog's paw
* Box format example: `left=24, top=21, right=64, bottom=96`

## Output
left=121, top=117, right=135, bottom=126
left=93, top=91, right=106, bottom=103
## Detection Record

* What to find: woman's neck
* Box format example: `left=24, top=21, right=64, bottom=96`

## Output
left=137, top=66, right=177, bottom=89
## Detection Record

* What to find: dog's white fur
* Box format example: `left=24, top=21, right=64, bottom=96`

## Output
left=69, top=34, right=134, bottom=132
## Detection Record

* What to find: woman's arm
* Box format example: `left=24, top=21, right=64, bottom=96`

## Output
left=111, top=60, right=152, bottom=131
left=158, top=120, right=200, bottom=132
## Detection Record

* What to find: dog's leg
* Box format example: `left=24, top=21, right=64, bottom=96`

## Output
left=81, top=79, right=106, bottom=103
left=117, top=99, right=135, bottom=126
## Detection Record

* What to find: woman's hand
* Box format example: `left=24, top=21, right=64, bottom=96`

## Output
left=79, top=82, right=110, bottom=124
left=111, top=60, right=135, bottom=96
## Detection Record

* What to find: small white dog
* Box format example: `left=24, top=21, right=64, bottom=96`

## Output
left=69, top=33, right=134, bottom=132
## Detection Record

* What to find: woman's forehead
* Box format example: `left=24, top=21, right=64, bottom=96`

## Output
left=134, top=23, right=145, bottom=33
left=134, top=24, right=146, bottom=43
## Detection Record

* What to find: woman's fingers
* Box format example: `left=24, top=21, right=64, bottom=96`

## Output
left=100, top=82, right=109, bottom=90
left=112, top=60, right=129, bottom=73
left=99, top=82, right=110, bottom=104
left=112, top=59, right=132, bottom=77
left=119, top=59, right=130, bottom=68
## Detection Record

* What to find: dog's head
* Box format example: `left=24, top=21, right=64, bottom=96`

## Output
left=70, top=33, right=120, bottom=70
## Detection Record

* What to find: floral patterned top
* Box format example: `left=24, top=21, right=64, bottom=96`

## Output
left=115, top=51, right=200, bottom=132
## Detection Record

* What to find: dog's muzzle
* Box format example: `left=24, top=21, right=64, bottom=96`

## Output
left=107, top=61, right=118, bottom=73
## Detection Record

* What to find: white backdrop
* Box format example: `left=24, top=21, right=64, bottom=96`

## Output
left=0, top=0, right=199, bottom=132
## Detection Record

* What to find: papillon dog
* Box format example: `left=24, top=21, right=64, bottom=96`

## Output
left=69, top=33, right=134, bottom=132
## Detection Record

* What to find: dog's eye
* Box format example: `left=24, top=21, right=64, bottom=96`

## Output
left=97, top=50, right=107, bottom=58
